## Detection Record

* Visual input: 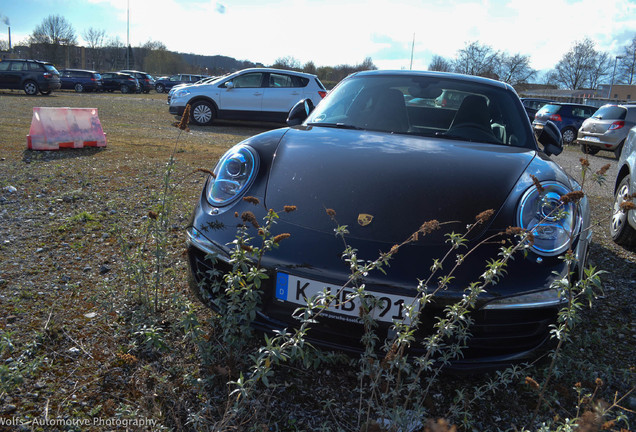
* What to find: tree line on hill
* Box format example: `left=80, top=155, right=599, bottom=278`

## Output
left=0, top=14, right=634, bottom=90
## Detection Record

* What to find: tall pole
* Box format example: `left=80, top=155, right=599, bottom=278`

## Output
left=126, top=0, right=130, bottom=69
left=609, top=55, right=623, bottom=101
left=409, top=33, right=415, bottom=70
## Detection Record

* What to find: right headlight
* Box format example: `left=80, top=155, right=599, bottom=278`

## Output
left=516, top=182, right=581, bottom=256
left=206, top=144, right=259, bottom=206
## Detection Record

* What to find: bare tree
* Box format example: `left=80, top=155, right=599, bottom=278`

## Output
left=453, top=41, right=500, bottom=78
left=428, top=55, right=452, bottom=72
left=497, top=53, right=536, bottom=85
left=29, top=15, right=77, bottom=66
left=541, top=70, right=561, bottom=88
left=303, top=61, right=317, bottom=75
left=272, top=56, right=302, bottom=71
left=103, top=36, right=126, bottom=70
left=82, top=27, right=107, bottom=70
left=358, top=57, right=377, bottom=71
left=553, top=38, right=600, bottom=89
left=617, top=35, right=636, bottom=85
left=587, top=51, right=611, bottom=90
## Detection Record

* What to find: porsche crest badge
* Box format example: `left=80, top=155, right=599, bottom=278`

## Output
left=358, top=213, right=374, bottom=226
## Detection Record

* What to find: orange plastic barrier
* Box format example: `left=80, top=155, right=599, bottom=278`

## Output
left=27, top=107, right=107, bottom=150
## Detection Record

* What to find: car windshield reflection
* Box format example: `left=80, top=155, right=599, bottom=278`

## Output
left=306, top=74, right=532, bottom=148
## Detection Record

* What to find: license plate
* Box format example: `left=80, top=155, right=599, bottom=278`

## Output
left=585, top=136, right=600, bottom=142
left=275, top=272, right=417, bottom=324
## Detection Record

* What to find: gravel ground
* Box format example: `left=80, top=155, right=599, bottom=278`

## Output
left=0, top=91, right=634, bottom=431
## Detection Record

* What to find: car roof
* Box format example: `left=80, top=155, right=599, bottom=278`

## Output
left=62, top=68, right=99, bottom=73
left=230, top=67, right=320, bottom=79
left=3, top=59, right=53, bottom=64
left=348, top=69, right=513, bottom=90
left=545, top=102, right=595, bottom=108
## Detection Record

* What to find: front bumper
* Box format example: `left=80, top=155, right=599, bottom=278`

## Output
left=186, top=228, right=562, bottom=372
left=576, top=134, right=622, bottom=150
left=169, top=104, right=186, bottom=116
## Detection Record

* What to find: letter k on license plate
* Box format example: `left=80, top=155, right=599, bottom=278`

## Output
left=275, top=272, right=416, bottom=324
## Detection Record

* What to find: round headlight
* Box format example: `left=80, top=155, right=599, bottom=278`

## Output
left=516, top=182, right=581, bottom=256
left=206, top=145, right=259, bottom=206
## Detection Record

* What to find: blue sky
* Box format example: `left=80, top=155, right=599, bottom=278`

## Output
left=1, top=0, right=635, bottom=73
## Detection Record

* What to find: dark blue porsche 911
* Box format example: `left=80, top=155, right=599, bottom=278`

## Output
left=186, top=70, right=590, bottom=370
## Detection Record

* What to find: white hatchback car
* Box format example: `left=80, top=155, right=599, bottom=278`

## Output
left=169, top=68, right=327, bottom=125
left=611, top=125, right=636, bottom=246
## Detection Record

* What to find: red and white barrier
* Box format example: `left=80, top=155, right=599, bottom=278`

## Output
left=27, top=107, right=107, bottom=150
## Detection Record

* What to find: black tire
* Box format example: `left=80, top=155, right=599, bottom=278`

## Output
left=156, top=84, right=165, bottom=93
left=23, top=81, right=39, bottom=96
left=121, top=85, right=130, bottom=94
left=74, top=83, right=84, bottom=93
left=561, top=127, right=577, bottom=145
left=191, top=101, right=215, bottom=126
left=610, top=175, right=636, bottom=246
left=580, top=143, right=600, bottom=155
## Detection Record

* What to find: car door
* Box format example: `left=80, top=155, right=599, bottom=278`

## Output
left=1, top=61, right=25, bottom=89
left=101, top=73, right=114, bottom=90
left=218, top=72, right=265, bottom=116
left=261, top=72, right=306, bottom=115
left=0, top=60, right=14, bottom=88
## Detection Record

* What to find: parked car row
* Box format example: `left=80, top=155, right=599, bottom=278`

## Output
left=0, top=59, right=212, bottom=95
left=155, top=74, right=209, bottom=93
left=58, top=69, right=153, bottom=94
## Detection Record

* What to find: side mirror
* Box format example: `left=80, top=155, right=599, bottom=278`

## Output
left=225, top=81, right=234, bottom=89
left=535, top=120, right=563, bottom=156
left=286, top=98, right=315, bottom=126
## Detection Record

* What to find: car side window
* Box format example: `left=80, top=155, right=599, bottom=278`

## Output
left=233, top=73, right=263, bottom=88
left=269, top=73, right=294, bottom=88
left=28, top=63, right=43, bottom=71
left=10, top=62, right=26, bottom=71
left=571, top=108, right=585, bottom=117
left=0, top=62, right=9, bottom=71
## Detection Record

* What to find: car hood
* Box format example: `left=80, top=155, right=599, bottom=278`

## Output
left=265, top=126, right=536, bottom=244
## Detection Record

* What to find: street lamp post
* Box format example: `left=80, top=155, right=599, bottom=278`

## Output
left=609, top=55, right=624, bottom=101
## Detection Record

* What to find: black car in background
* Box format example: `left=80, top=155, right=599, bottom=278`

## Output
left=59, top=69, right=103, bottom=92
left=100, top=72, right=140, bottom=93
left=532, top=102, right=596, bottom=145
left=520, top=97, right=556, bottom=121
left=155, top=74, right=208, bottom=93
left=119, top=70, right=155, bottom=93
left=0, top=59, right=61, bottom=95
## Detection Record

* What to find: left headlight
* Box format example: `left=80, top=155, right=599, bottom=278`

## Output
left=516, top=182, right=581, bottom=256
left=206, top=144, right=259, bottom=206
left=173, top=88, right=191, bottom=99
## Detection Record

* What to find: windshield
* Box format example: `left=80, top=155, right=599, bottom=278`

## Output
left=537, top=104, right=561, bottom=115
left=306, top=74, right=534, bottom=148
left=593, top=105, right=626, bottom=120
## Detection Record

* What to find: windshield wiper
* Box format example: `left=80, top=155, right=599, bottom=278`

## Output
left=307, top=122, right=364, bottom=130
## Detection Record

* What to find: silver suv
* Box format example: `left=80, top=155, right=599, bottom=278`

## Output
left=610, top=126, right=636, bottom=246
left=168, top=68, right=327, bottom=125
left=577, top=104, right=636, bottom=159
